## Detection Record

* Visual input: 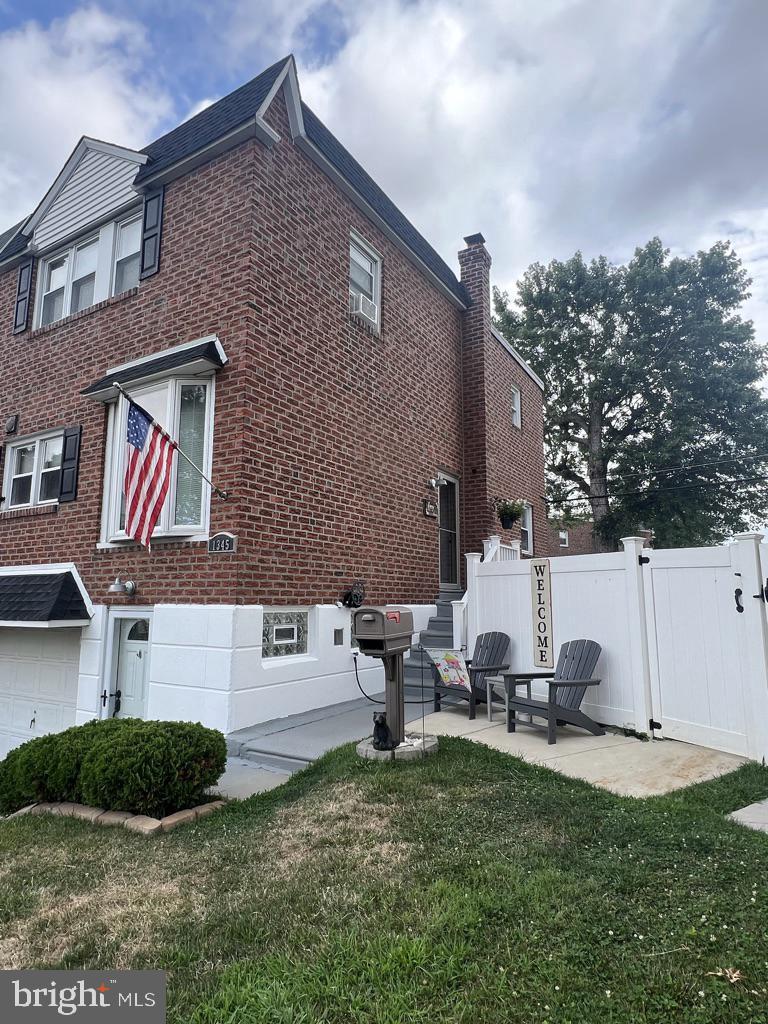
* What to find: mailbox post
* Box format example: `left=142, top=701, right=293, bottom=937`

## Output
left=353, top=607, right=414, bottom=746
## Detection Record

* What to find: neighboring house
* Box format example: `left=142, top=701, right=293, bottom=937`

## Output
left=545, top=519, right=598, bottom=556
left=0, top=55, right=546, bottom=755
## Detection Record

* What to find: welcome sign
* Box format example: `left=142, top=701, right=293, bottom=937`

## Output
left=530, top=558, right=554, bottom=668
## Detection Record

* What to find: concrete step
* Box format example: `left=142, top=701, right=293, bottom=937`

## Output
left=425, top=616, right=453, bottom=636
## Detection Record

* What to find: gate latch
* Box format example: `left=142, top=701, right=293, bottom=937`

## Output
left=110, top=689, right=122, bottom=716
left=754, top=579, right=768, bottom=602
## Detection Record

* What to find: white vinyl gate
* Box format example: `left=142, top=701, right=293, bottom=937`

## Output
left=642, top=546, right=749, bottom=755
left=460, top=533, right=768, bottom=760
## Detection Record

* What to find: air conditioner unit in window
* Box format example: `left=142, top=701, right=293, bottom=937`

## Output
left=349, top=290, right=378, bottom=325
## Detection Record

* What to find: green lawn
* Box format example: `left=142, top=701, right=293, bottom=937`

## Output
left=2, top=738, right=768, bottom=1023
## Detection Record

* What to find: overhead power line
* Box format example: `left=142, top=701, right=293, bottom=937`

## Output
left=551, top=471, right=768, bottom=506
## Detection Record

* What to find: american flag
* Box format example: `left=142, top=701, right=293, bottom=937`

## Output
left=124, top=400, right=177, bottom=548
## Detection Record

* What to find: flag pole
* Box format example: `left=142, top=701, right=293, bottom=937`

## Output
left=113, top=381, right=229, bottom=500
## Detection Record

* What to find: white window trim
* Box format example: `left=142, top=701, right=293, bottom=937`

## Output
left=511, top=385, right=522, bottom=429
left=34, top=208, right=142, bottom=329
left=559, top=530, right=569, bottom=548
left=520, top=502, right=534, bottom=555
left=349, top=229, right=382, bottom=332
left=98, top=375, right=215, bottom=547
left=110, top=211, right=143, bottom=298
left=1, top=428, right=64, bottom=511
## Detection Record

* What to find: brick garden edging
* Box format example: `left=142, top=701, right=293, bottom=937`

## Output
left=5, top=799, right=226, bottom=835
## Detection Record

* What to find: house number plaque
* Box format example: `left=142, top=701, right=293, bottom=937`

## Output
left=208, top=532, right=237, bottom=554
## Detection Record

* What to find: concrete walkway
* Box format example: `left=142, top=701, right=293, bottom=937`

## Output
left=223, top=696, right=748, bottom=799
left=730, top=799, right=768, bottom=834
left=227, top=694, right=428, bottom=771
left=410, top=706, right=748, bottom=797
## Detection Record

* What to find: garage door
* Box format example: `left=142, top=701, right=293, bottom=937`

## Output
left=0, top=628, right=80, bottom=759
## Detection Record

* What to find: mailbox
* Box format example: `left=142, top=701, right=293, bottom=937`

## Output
left=353, top=607, right=413, bottom=657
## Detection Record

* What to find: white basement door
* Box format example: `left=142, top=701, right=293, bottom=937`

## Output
left=0, top=628, right=80, bottom=759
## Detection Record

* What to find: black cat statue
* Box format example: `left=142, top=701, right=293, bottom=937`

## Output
left=371, top=711, right=397, bottom=751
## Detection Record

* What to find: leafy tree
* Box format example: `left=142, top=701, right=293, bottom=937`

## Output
left=494, top=238, right=768, bottom=549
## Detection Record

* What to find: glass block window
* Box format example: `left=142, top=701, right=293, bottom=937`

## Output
left=262, top=610, right=309, bottom=658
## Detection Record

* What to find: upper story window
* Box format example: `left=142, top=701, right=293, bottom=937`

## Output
left=348, top=231, right=381, bottom=330
left=510, top=385, right=522, bottom=429
left=520, top=503, right=534, bottom=555
left=2, top=431, right=63, bottom=509
left=101, top=376, right=214, bottom=543
left=36, top=211, right=142, bottom=328
left=559, top=529, right=569, bottom=548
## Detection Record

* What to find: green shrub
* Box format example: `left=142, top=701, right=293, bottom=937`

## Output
left=0, top=719, right=226, bottom=817
left=80, top=720, right=227, bottom=818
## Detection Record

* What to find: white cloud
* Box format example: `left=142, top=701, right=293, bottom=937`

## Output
left=0, top=6, right=172, bottom=227
left=221, top=0, right=768, bottom=336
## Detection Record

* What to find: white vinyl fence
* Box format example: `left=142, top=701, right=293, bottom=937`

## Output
left=456, top=534, right=768, bottom=760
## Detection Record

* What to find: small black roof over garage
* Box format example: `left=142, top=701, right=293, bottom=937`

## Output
left=0, top=572, right=91, bottom=625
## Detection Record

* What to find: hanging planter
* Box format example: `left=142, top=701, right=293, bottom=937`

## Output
left=496, top=499, right=525, bottom=531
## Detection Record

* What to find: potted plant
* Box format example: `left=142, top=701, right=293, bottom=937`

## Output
left=496, top=498, right=525, bottom=530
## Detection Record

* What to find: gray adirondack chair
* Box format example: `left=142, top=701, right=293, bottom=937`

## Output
left=432, top=632, right=511, bottom=720
left=503, top=639, right=603, bottom=744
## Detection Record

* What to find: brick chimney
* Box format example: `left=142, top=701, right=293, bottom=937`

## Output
left=459, top=233, right=494, bottom=553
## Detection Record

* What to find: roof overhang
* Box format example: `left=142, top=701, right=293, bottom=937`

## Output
left=82, top=335, right=228, bottom=401
left=0, top=563, right=93, bottom=627
left=490, top=326, right=545, bottom=392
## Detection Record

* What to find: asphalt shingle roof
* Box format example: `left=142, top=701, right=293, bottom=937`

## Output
left=0, top=571, right=90, bottom=622
left=1, top=57, right=466, bottom=304
left=134, top=57, right=287, bottom=186
left=301, top=104, right=466, bottom=305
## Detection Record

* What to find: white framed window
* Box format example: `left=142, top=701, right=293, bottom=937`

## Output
left=559, top=530, right=569, bottom=548
left=349, top=231, right=381, bottom=330
left=112, top=214, right=142, bottom=295
left=511, top=385, right=522, bottom=429
left=101, top=376, right=215, bottom=543
left=520, top=503, right=534, bottom=555
left=2, top=431, right=63, bottom=509
left=36, top=210, right=142, bottom=328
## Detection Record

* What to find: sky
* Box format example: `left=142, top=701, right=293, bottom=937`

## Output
left=1, top=1, right=767, bottom=335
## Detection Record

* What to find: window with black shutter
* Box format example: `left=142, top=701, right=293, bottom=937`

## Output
left=58, top=425, right=82, bottom=503
left=139, top=187, right=164, bottom=279
left=12, top=257, right=34, bottom=334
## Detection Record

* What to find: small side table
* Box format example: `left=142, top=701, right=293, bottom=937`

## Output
left=486, top=675, right=533, bottom=723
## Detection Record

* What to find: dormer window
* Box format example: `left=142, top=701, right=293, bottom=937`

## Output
left=36, top=211, right=142, bottom=329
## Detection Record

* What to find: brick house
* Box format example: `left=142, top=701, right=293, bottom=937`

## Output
left=0, top=56, right=546, bottom=755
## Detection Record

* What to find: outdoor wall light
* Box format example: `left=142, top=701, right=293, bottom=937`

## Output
left=108, top=576, right=137, bottom=597
left=428, top=475, right=449, bottom=489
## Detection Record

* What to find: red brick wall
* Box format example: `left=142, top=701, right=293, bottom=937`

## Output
left=544, top=521, right=597, bottom=556
left=457, top=238, right=547, bottom=556
left=0, top=83, right=547, bottom=605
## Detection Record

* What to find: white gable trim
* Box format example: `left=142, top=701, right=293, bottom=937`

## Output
left=490, top=326, right=545, bottom=392
left=24, top=137, right=147, bottom=236
left=0, top=562, right=94, bottom=620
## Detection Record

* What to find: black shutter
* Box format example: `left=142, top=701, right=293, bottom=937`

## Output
left=58, top=425, right=82, bottom=503
left=12, top=257, right=34, bottom=334
left=139, top=186, right=164, bottom=279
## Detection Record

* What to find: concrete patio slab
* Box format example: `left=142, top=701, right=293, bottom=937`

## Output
left=729, top=799, right=768, bottom=833
left=225, top=695, right=748, bottom=798
left=411, top=706, right=748, bottom=797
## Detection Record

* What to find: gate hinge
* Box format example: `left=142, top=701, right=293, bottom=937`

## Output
left=649, top=718, right=661, bottom=731
left=638, top=555, right=650, bottom=565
